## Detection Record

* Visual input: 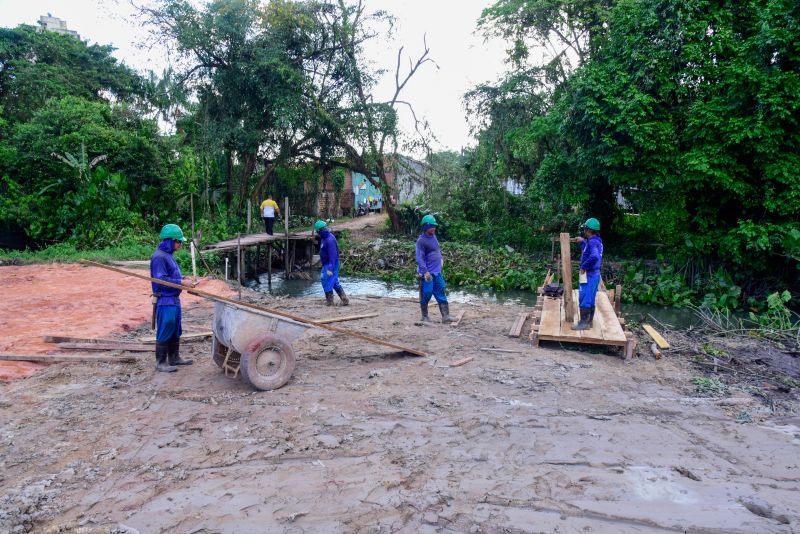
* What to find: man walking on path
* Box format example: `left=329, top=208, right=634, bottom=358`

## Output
left=260, top=194, right=281, bottom=235
left=150, top=224, right=195, bottom=372
left=572, top=217, right=604, bottom=330
left=416, top=214, right=454, bottom=323
left=315, top=220, right=349, bottom=306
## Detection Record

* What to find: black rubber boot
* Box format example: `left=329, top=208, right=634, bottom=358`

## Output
left=168, top=339, right=193, bottom=366
left=325, top=291, right=335, bottom=306
left=335, top=287, right=350, bottom=306
left=155, top=342, right=177, bottom=373
left=572, top=308, right=592, bottom=330
left=439, top=302, right=455, bottom=324
left=588, top=306, right=595, bottom=328
left=420, top=302, right=432, bottom=322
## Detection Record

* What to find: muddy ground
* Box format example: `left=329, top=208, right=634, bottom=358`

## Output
left=1, top=284, right=799, bottom=533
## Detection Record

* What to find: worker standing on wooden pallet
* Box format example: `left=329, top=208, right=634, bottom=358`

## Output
left=150, top=224, right=194, bottom=372
left=315, top=220, right=349, bottom=306
left=260, top=194, right=281, bottom=235
left=572, top=217, right=604, bottom=330
left=416, top=214, right=454, bottom=323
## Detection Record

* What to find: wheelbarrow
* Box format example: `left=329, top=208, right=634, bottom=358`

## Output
left=211, top=301, right=311, bottom=391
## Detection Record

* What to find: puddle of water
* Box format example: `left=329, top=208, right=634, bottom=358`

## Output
left=247, top=271, right=700, bottom=328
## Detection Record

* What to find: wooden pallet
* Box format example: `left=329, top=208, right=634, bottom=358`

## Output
left=530, top=288, right=636, bottom=359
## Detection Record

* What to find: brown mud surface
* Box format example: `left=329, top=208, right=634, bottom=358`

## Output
left=1, top=282, right=798, bottom=533
left=0, top=263, right=232, bottom=380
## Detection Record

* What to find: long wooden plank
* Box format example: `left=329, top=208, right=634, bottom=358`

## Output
left=558, top=290, right=582, bottom=339
left=57, top=342, right=153, bottom=352
left=596, top=292, right=627, bottom=343
left=538, top=297, right=562, bottom=338
left=81, top=260, right=427, bottom=357
left=315, top=313, right=379, bottom=324
left=43, top=335, right=130, bottom=344
left=508, top=313, right=527, bottom=337
left=559, top=233, right=574, bottom=321
left=643, top=324, right=670, bottom=349
left=0, top=353, right=140, bottom=363
left=138, top=331, right=213, bottom=343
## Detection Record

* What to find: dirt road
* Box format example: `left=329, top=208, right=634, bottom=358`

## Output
left=0, top=283, right=798, bottom=533
left=0, top=263, right=231, bottom=380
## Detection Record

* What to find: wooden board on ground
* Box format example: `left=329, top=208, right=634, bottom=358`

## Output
left=316, top=313, right=379, bottom=324
left=57, top=342, right=153, bottom=352
left=536, top=289, right=627, bottom=347
left=138, top=331, right=213, bottom=343
left=508, top=313, right=528, bottom=337
left=450, top=356, right=473, bottom=367
left=451, top=310, right=466, bottom=327
left=44, top=335, right=131, bottom=344
left=0, top=353, right=140, bottom=363
left=642, top=324, right=670, bottom=349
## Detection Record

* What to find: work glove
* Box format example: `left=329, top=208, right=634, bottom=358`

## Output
left=326, top=270, right=333, bottom=277
left=424, top=272, right=432, bottom=282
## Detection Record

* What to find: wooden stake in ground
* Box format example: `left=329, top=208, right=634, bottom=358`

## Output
left=559, top=232, right=575, bottom=321
left=80, top=260, right=427, bottom=357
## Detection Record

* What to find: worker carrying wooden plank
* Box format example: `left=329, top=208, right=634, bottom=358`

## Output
left=416, top=214, right=454, bottom=324
left=315, top=220, right=349, bottom=306
left=572, top=217, right=604, bottom=331
left=150, top=224, right=195, bottom=372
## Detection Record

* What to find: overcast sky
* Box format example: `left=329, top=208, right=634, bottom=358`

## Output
left=0, top=0, right=509, bottom=151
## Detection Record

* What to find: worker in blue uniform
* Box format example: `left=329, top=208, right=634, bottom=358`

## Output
left=150, top=224, right=194, bottom=372
left=572, top=217, right=604, bottom=330
left=416, top=214, right=454, bottom=323
left=315, top=220, right=349, bottom=306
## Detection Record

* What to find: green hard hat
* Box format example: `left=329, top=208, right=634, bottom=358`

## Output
left=159, top=223, right=187, bottom=242
left=421, top=214, right=438, bottom=226
left=583, top=217, right=601, bottom=231
left=314, top=220, right=328, bottom=231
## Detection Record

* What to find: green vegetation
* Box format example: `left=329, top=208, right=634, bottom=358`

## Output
left=691, top=377, right=728, bottom=397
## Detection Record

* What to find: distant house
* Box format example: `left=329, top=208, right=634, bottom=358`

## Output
left=315, top=155, right=430, bottom=218
left=38, top=14, right=80, bottom=39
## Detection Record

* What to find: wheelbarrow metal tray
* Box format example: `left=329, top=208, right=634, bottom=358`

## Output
left=212, top=301, right=310, bottom=355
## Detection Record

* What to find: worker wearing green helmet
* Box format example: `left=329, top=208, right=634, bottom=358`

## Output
left=150, top=223, right=193, bottom=372
left=315, top=220, right=349, bottom=306
left=572, top=217, right=604, bottom=331
left=416, top=214, right=455, bottom=323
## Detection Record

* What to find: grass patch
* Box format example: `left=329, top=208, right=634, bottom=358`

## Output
left=691, top=377, right=728, bottom=397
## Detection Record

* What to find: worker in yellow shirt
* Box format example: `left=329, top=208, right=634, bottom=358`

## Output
left=259, top=194, right=281, bottom=235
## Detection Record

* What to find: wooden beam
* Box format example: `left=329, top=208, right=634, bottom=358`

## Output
left=80, top=260, right=427, bottom=357
left=0, top=353, right=139, bottom=363
left=57, top=342, right=153, bottom=352
left=614, top=284, right=622, bottom=316
left=642, top=324, right=670, bottom=349
left=449, top=356, right=473, bottom=367
left=315, top=313, right=379, bottom=324
left=559, top=233, right=575, bottom=321
left=508, top=313, right=528, bottom=337
left=43, top=335, right=128, bottom=344
left=451, top=310, right=466, bottom=327
left=138, top=332, right=213, bottom=343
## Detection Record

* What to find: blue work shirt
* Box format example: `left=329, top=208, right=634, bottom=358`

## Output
left=416, top=233, right=443, bottom=275
left=150, top=239, right=183, bottom=306
left=579, top=235, right=604, bottom=274
left=318, top=230, right=339, bottom=272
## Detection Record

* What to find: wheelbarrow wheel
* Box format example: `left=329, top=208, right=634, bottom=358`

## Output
left=240, top=334, right=296, bottom=391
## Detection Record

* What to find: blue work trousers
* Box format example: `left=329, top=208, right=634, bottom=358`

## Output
left=155, top=304, right=182, bottom=343
left=578, top=271, right=601, bottom=309
left=419, top=273, right=448, bottom=305
left=320, top=260, right=343, bottom=293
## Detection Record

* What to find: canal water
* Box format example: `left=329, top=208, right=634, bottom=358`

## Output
left=248, top=271, right=700, bottom=329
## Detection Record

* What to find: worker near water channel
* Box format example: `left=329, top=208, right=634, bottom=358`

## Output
left=416, top=214, right=454, bottom=323
left=572, top=217, right=604, bottom=331
left=150, top=224, right=194, bottom=372
left=260, top=194, right=281, bottom=235
left=315, top=220, right=349, bottom=306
